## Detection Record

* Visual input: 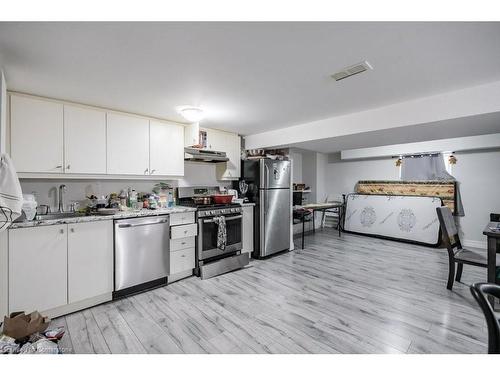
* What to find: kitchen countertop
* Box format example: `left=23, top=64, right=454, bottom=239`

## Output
left=9, top=206, right=197, bottom=229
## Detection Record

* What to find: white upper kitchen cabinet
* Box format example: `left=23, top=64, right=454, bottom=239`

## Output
left=64, top=105, right=107, bottom=174
left=205, top=128, right=226, bottom=151
left=67, top=221, right=113, bottom=304
left=9, top=225, right=68, bottom=313
left=10, top=95, right=64, bottom=173
left=107, top=113, right=150, bottom=175
left=216, top=132, right=241, bottom=180
left=150, top=120, right=184, bottom=176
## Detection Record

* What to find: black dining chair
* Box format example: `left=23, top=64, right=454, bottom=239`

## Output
left=436, top=206, right=494, bottom=290
left=470, top=283, right=500, bottom=354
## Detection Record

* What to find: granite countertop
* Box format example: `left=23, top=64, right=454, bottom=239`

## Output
left=9, top=206, right=197, bottom=229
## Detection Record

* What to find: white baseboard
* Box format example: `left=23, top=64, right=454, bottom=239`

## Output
left=462, top=239, right=487, bottom=249
left=42, top=293, right=112, bottom=319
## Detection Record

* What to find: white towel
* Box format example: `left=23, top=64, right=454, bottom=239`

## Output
left=0, top=153, right=23, bottom=229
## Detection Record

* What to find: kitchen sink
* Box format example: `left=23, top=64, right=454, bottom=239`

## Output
left=35, top=212, right=87, bottom=221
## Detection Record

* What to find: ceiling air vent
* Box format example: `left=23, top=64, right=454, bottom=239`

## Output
left=331, top=61, right=373, bottom=81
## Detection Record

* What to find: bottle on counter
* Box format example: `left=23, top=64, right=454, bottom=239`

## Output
left=129, top=189, right=138, bottom=208
left=167, top=189, right=174, bottom=208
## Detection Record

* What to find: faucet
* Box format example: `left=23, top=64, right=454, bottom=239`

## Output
left=58, top=184, right=67, bottom=212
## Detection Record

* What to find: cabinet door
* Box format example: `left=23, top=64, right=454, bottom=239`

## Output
left=106, top=113, right=150, bottom=175
left=9, top=225, right=67, bottom=313
left=242, top=205, right=254, bottom=254
left=10, top=95, right=64, bottom=173
left=64, top=105, right=106, bottom=174
left=150, top=120, right=184, bottom=176
left=206, top=128, right=225, bottom=151
left=216, top=132, right=241, bottom=180
left=68, top=221, right=113, bottom=304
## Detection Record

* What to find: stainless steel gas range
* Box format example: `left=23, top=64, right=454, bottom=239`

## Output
left=177, top=186, right=249, bottom=279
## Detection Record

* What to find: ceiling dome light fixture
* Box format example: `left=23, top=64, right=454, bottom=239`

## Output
left=178, top=106, right=205, bottom=123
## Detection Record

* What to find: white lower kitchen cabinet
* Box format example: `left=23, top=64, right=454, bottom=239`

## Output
left=9, top=225, right=68, bottom=313
left=168, top=215, right=197, bottom=282
left=242, top=204, right=254, bottom=255
left=67, top=221, right=113, bottom=304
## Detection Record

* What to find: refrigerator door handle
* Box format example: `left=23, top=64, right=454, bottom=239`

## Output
left=264, top=163, right=270, bottom=189
left=259, top=189, right=266, bottom=253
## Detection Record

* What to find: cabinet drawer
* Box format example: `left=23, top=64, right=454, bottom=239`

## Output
left=170, top=212, right=195, bottom=226
left=170, top=223, right=197, bottom=239
left=170, top=236, right=196, bottom=252
left=169, top=248, right=195, bottom=275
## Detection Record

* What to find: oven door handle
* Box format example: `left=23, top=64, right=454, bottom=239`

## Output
left=202, top=215, right=242, bottom=224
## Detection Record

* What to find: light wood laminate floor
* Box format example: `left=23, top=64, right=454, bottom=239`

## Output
left=53, top=229, right=488, bottom=354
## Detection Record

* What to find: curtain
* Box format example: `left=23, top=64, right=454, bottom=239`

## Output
left=401, top=154, right=464, bottom=216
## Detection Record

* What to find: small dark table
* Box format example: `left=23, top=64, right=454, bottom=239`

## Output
left=295, top=202, right=343, bottom=249
left=484, top=222, right=500, bottom=304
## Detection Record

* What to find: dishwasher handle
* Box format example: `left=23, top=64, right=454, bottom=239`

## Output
left=117, top=218, right=169, bottom=228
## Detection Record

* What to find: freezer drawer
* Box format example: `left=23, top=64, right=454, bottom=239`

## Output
left=114, top=215, right=170, bottom=292
left=260, top=188, right=290, bottom=257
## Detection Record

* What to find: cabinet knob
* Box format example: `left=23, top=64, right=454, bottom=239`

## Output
left=144, top=168, right=149, bottom=175
left=66, top=164, right=71, bottom=170
left=70, top=228, right=75, bottom=233
left=59, top=229, right=64, bottom=234
left=150, top=169, right=156, bottom=175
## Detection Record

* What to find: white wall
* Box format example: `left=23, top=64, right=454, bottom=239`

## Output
left=290, top=151, right=303, bottom=183
left=323, top=149, right=500, bottom=248
left=325, top=154, right=399, bottom=199
left=0, top=69, right=6, bottom=154
left=452, top=150, right=500, bottom=247
left=20, top=162, right=231, bottom=210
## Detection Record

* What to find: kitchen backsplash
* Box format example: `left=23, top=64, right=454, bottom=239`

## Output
left=20, top=162, right=231, bottom=210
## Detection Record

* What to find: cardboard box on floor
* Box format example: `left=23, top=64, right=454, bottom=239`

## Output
left=2, top=311, right=50, bottom=340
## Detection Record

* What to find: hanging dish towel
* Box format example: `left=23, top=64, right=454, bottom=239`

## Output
left=212, top=215, right=227, bottom=250
left=0, top=154, right=23, bottom=230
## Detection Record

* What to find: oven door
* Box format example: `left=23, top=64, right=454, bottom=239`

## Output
left=198, top=213, right=242, bottom=261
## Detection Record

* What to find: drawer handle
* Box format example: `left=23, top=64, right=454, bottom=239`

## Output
left=181, top=242, right=186, bottom=245
left=60, top=229, right=64, bottom=234
left=181, top=255, right=186, bottom=258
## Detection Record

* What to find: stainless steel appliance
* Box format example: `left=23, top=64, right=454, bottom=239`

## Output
left=177, top=186, right=249, bottom=279
left=242, top=159, right=291, bottom=258
left=113, top=215, right=170, bottom=298
left=184, top=147, right=229, bottom=163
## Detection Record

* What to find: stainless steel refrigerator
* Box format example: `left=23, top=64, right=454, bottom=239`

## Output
left=242, top=159, right=291, bottom=258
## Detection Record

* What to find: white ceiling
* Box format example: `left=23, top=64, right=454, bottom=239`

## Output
left=1, top=22, right=500, bottom=136
left=290, top=112, right=500, bottom=153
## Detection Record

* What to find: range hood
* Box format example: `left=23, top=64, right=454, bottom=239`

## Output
left=184, top=147, right=229, bottom=163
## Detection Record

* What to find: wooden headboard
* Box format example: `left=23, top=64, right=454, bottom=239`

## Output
left=356, top=180, right=457, bottom=213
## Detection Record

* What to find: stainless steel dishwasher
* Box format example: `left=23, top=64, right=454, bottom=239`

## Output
left=114, top=215, right=170, bottom=298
